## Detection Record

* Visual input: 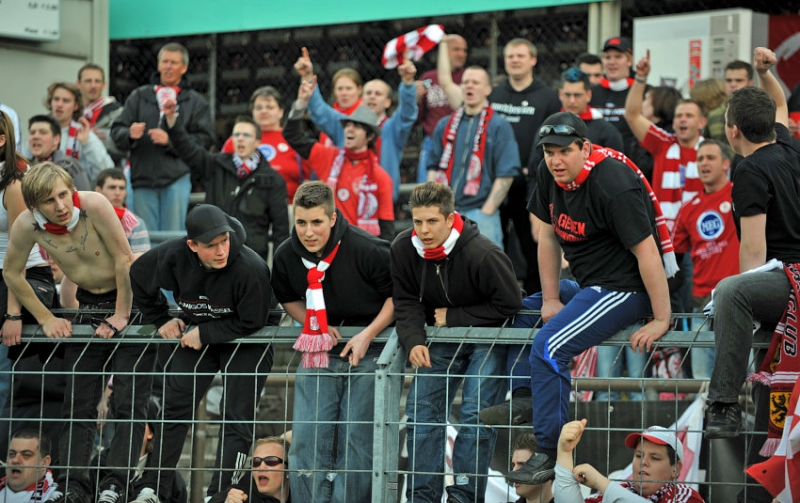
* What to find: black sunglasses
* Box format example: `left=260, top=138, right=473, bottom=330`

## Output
left=252, top=456, right=285, bottom=468
left=539, top=124, right=581, bottom=137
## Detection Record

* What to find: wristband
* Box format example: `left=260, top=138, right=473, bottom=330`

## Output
left=4, top=313, right=23, bottom=321
left=635, top=76, right=647, bottom=84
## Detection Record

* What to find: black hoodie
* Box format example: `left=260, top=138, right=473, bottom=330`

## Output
left=271, top=210, right=392, bottom=329
left=130, top=214, right=273, bottom=344
left=390, top=216, right=522, bottom=351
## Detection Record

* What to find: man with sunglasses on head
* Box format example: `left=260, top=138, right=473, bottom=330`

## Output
left=506, top=112, right=672, bottom=486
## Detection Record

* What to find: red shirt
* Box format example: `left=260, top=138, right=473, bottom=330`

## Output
left=222, top=129, right=309, bottom=202
left=418, top=68, right=465, bottom=137
left=307, top=144, right=394, bottom=235
left=641, top=124, right=703, bottom=229
left=672, top=182, right=740, bottom=297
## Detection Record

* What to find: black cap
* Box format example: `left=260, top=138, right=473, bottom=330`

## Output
left=536, top=112, right=588, bottom=147
left=186, top=205, right=235, bottom=243
left=603, top=36, right=632, bottom=55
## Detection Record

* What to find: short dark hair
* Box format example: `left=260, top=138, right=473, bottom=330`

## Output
left=676, top=99, right=706, bottom=118
left=11, top=430, right=52, bottom=458
left=95, top=168, right=126, bottom=189
left=698, top=139, right=733, bottom=162
left=78, top=63, right=105, bottom=82
left=561, top=66, right=590, bottom=90
left=249, top=86, right=284, bottom=111
left=409, top=182, right=455, bottom=217
left=575, top=52, right=602, bottom=67
left=725, top=60, right=754, bottom=81
left=726, top=86, right=776, bottom=144
left=28, top=115, right=62, bottom=137
left=234, top=115, right=262, bottom=140
left=512, top=433, right=538, bottom=454
left=294, top=181, right=335, bottom=217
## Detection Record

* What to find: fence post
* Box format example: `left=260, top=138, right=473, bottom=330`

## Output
left=373, top=330, right=407, bottom=502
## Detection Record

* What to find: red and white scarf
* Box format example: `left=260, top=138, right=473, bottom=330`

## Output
left=747, top=262, right=800, bottom=456
left=381, top=24, right=445, bottom=69
left=33, top=191, right=138, bottom=236
left=65, top=120, right=80, bottom=160
left=232, top=151, right=261, bottom=179
left=328, top=148, right=381, bottom=236
left=411, top=212, right=464, bottom=261
left=293, top=242, right=342, bottom=368
left=0, top=469, right=56, bottom=503
left=599, top=77, right=635, bottom=91
left=83, top=97, right=105, bottom=126
left=434, top=106, right=494, bottom=196
left=565, top=107, right=604, bottom=122
left=557, top=145, right=678, bottom=278
left=154, top=85, right=180, bottom=119
left=585, top=481, right=702, bottom=503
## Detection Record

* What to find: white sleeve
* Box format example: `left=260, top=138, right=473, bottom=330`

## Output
left=80, top=130, right=115, bottom=179
left=554, top=463, right=588, bottom=503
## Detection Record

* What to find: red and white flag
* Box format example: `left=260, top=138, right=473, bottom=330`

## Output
left=382, top=24, right=445, bottom=69
left=746, top=376, right=800, bottom=503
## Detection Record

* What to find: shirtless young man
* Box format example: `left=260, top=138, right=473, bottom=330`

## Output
left=3, top=162, right=150, bottom=503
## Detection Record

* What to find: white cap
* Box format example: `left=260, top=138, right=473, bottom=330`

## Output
left=624, top=426, right=684, bottom=462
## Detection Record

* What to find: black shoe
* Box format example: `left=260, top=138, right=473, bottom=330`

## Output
left=479, top=399, right=533, bottom=426
left=706, top=402, right=743, bottom=439
left=504, top=451, right=556, bottom=485
left=48, top=484, right=91, bottom=503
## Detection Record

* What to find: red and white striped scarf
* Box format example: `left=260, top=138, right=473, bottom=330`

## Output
left=381, top=24, right=444, bottom=69
left=435, top=106, right=493, bottom=196
left=33, top=191, right=138, bottom=236
left=83, top=97, right=105, bottom=126
left=65, top=120, right=80, bottom=160
left=557, top=145, right=678, bottom=278
left=0, top=469, right=56, bottom=503
left=585, top=481, right=702, bottom=503
left=232, top=151, right=261, bottom=179
left=293, top=242, right=341, bottom=368
left=411, top=212, right=464, bottom=261
left=154, top=85, right=180, bottom=119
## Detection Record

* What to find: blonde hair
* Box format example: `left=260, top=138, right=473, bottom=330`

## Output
left=689, top=78, right=727, bottom=115
left=21, top=162, right=75, bottom=209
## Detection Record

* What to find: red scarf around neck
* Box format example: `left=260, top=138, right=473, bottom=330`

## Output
left=599, top=77, right=635, bottom=90
left=233, top=151, right=261, bottom=179
left=411, top=212, right=464, bottom=261
left=563, top=107, right=604, bottom=122
left=83, top=97, right=105, bottom=126
left=293, top=242, right=342, bottom=368
left=556, top=145, right=678, bottom=278
left=434, top=106, right=493, bottom=196
left=36, top=191, right=138, bottom=236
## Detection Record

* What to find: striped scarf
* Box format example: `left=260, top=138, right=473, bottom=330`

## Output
left=557, top=145, right=678, bottom=278
left=65, top=120, right=80, bottom=160
left=435, top=106, right=493, bottom=196
left=232, top=151, right=261, bottom=178
left=293, top=242, right=341, bottom=368
left=83, top=97, right=105, bottom=126
left=411, top=212, right=464, bottom=261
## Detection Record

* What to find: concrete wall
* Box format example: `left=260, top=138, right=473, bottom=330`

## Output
left=0, top=0, right=109, bottom=143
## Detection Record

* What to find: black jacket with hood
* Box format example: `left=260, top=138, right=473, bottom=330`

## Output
left=111, top=74, right=215, bottom=188
left=271, top=210, right=392, bottom=329
left=130, top=214, right=273, bottom=345
left=390, top=215, right=522, bottom=351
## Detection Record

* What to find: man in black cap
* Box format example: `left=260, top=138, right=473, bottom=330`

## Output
left=589, top=36, right=643, bottom=156
left=284, top=78, right=395, bottom=241
left=506, top=112, right=671, bottom=485
left=128, top=204, right=275, bottom=503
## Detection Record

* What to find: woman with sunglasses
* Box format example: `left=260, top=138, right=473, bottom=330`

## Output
left=210, top=436, right=291, bottom=503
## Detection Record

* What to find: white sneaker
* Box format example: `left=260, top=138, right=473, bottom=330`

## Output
left=129, top=488, right=161, bottom=503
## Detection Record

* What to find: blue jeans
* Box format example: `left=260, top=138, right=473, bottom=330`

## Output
left=132, top=173, right=191, bottom=231
left=594, top=345, right=648, bottom=401
left=405, top=343, right=506, bottom=503
left=710, top=268, right=790, bottom=403
left=524, top=281, right=651, bottom=449
left=416, top=136, right=433, bottom=183
left=689, top=298, right=715, bottom=380
left=460, top=207, right=504, bottom=251
left=289, top=345, right=383, bottom=503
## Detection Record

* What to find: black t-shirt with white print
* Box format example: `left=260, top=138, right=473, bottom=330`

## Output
left=529, top=155, right=656, bottom=291
left=731, top=123, right=800, bottom=264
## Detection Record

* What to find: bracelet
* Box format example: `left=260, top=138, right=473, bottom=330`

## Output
left=635, top=76, right=647, bottom=84
left=4, top=313, right=23, bottom=321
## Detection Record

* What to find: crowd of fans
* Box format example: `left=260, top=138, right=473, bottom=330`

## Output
left=1, top=26, right=799, bottom=503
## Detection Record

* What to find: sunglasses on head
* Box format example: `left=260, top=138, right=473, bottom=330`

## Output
left=252, top=456, right=284, bottom=468
left=539, top=124, right=581, bottom=137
